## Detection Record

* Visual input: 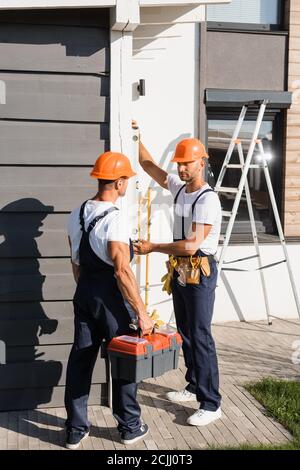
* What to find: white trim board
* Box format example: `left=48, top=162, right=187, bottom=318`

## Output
left=140, top=5, right=205, bottom=23
left=140, top=1, right=230, bottom=5
left=0, top=1, right=231, bottom=10
left=0, top=1, right=115, bottom=9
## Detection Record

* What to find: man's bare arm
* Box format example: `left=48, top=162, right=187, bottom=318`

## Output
left=108, top=241, right=154, bottom=335
left=139, top=141, right=168, bottom=190
left=134, top=223, right=212, bottom=256
left=71, top=262, right=81, bottom=284
left=68, top=236, right=80, bottom=283
left=132, top=121, right=168, bottom=189
left=139, top=141, right=168, bottom=189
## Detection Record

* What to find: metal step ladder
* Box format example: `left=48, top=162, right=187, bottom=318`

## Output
left=215, top=99, right=300, bottom=324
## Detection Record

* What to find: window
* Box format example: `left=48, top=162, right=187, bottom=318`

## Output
left=207, top=0, right=283, bottom=30
left=207, top=112, right=284, bottom=237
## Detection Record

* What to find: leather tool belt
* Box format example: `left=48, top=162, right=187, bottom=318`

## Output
left=161, top=254, right=214, bottom=293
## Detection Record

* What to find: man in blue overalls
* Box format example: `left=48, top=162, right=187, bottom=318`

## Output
left=66, top=151, right=154, bottom=449
left=134, top=131, right=222, bottom=427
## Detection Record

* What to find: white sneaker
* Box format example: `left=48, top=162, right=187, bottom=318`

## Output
left=166, top=389, right=197, bottom=403
left=187, top=408, right=222, bottom=426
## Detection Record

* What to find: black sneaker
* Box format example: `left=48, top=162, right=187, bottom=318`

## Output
left=66, top=429, right=90, bottom=450
left=121, top=424, right=149, bottom=445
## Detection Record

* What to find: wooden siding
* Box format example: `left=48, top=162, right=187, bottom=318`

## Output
left=0, top=384, right=108, bottom=412
left=286, top=0, right=300, bottom=236
left=0, top=167, right=97, bottom=211
left=0, top=121, right=109, bottom=165
left=0, top=214, right=70, bottom=257
left=0, top=9, right=110, bottom=410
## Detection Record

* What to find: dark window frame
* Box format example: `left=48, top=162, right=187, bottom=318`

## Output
left=206, top=0, right=286, bottom=33
left=206, top=107, right=285, bottom=241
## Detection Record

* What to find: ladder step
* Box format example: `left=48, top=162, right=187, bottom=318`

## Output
left=222, top=211, right=232, bottom=217
left=226, top=164, right=261, bottom=169
left=217, top=187, right=239, bottom=193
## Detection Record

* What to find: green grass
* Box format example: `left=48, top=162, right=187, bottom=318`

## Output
left=215, top=378, right=300, bottom=450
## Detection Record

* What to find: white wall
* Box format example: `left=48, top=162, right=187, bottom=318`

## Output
left=214, top=244, right=300, bottom=323
left=131, top=21, right=200, bottom=322
left=130, top=20, right=300, bottom=326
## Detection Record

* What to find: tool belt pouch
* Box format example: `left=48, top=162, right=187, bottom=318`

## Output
left=177, top=258, right=200, bottom=285
left=176, top=256, right=211, bottom=285
left=200, top=256, right=211, bottom=277
left=186, top=267, right=200, bottom=284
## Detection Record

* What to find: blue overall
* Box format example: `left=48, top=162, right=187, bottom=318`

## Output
left=171, top=186, right=222, bottom=411
left=65, top=201, right=141, bottom=435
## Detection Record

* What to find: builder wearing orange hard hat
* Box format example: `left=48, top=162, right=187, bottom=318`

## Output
left=65, top=151, right=153, bottom=449
left=133, top=123, right=222, bottom=427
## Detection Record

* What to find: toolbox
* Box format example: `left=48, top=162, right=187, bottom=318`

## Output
left=107, top=329, right=182, bottom=382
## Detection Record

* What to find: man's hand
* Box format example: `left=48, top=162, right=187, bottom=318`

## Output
left=138, top=313, right=155, bottom=336
left=109, top=241, right=152, bottom=325
left=133, top=239, right=154, bottom=255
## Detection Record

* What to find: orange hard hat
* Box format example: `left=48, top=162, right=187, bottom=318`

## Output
left=171, top=138, right=208, bottom=163
left=90, top=151, right=136, bottom=180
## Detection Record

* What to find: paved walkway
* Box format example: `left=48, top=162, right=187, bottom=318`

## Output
left=0, top=318, right=299, bottom=450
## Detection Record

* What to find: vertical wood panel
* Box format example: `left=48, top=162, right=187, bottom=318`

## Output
left=286, top=1, right=300, bottom=236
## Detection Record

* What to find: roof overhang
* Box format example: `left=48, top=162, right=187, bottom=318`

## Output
left=206, top=89, right=292, bottom=109
left=0, top=1, right=231, bottom=30
left=0, top=1, right=230, bottom=7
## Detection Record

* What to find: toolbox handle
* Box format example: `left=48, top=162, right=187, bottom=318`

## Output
left=129, top=320, right=155, bottom=338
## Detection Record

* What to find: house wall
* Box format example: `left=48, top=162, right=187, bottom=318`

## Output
left=285, top=0, right=300, bottom=237
left=133, top=243, right=300, bottom=325
left=130, top=12, right=300, bottom=326
left=0, top=8, right=110, bottom=411
left=131, top=21, right=200, bottom=323
left=214, top=243, right=300, bottom=323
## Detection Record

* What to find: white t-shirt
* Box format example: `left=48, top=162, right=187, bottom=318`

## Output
left=67, top=200, right=130, bottom=266
left=167, top=174, right=222, bottom=255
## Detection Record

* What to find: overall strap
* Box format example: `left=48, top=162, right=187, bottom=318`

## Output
left=175, top=187, right=215, bottom=240
left=191, top=188, right=214, bottom=216
left=174, top=184, right=186, bottom=205
left=173, top=185, right=186, bottom=241
left=79, top=200, right=88, bottom=232
left=87, top=206, right=118, bottom=234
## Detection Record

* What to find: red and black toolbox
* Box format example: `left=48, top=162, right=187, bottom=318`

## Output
left=107, top=329, right=182, bottom=382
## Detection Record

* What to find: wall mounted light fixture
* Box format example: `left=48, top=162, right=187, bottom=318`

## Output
left=137, top=79, right=146, bottom=96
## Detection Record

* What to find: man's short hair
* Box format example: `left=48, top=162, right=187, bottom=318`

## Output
left=98, top=179, right=115, bottom=186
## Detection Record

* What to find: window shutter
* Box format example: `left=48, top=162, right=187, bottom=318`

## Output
left=207, top=0, right=279, bottom=25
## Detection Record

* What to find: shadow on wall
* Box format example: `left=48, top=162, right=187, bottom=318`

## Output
left=150, top=133, right=191, bottom=210
left=0, top=199, right=62, bottom=411
left=133, top=24, right=182, bottom=58
left=0, top=8, right=110, bottom=57
left=135, top=133, right=192, bottom=242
